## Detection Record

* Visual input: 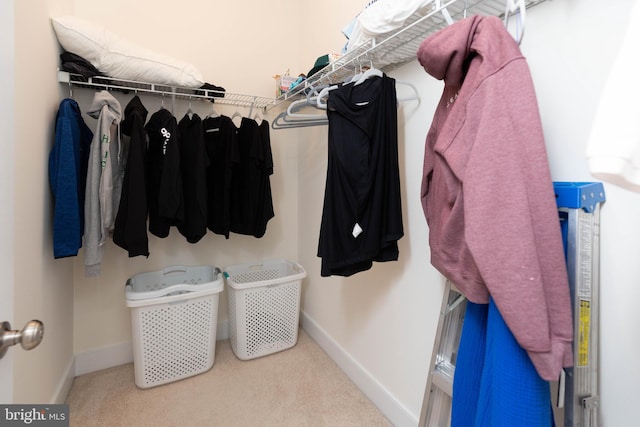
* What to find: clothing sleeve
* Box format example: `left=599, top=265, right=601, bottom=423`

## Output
left=84, top=123, right=104, bottom=277
left=158, top=118, right=184, bottom=222
left=461, top=62, right=573, bottom=381
left=99, top=121, right=117, bottom=235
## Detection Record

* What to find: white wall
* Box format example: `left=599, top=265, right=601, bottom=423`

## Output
left=11, top=0, right=638, bottom=425
left=9, top=0, right=76, bottom=403
left=0, top=0, right=16, bottom=405
left=525, top=2, right=640, bottom=424
left=298, top=1, right=640, bottom=426
left=67, top=0, right=304, bottom=360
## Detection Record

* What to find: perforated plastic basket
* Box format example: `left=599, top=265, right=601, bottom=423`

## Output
left=223, top=259, right=306, bottom=360
left=125, top=265, right=223, bottom=389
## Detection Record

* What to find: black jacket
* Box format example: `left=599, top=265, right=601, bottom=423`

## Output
left=113, top=96, right=149, bottom=257
left=145, top=108, right=183, bottom=238
left=177, top=113, right=208, bottom=243
left=203, top=115, right=239, bottom=239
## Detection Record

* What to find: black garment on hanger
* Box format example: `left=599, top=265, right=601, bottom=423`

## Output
left=203, top=115, right=239, bottom=239
left=145, top=108, right=183, bottom=238
left=113, top=96, right=149, bottom=257
left=317, top=74, right=403, bottom=277
left=256, top=119, right=275, bottom=237
left=177, top=113, right=208, bottom=243
left=229, top=117, right=274, bottom=238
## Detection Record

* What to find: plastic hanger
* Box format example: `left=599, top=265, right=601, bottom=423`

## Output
left=396, top=81, right=421, bottom=105
left=271, top=111, right=328, bottom=129
left=287, top=97, right=327, bottom=120
left=316, top=84, right=340, bottom=110
left=186, top=98, right=194, bottom=119
left=205, top=103, right=220, bottom=119
left=504, top=0, right=526, bottom=45
left=315, top=76, right=421, bottom=109
left=231, top=110, right=243, bottom=126
left=354, top=66, right=383, bottom=86
left=434, top=0, right=454, bottom=25
left=348, top=62, right=366, bottom=83
left=273, top=87, right=329, bottom=128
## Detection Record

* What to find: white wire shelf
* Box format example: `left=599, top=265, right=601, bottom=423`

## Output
left=57, top=70, right=277, bottom=110
left=273, top=0, right=547, bottom=108
left=58, top=0, right=548, bottom=112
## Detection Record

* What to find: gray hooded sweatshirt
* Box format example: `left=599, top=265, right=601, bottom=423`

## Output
left=84, top=91, right=122, bottom=276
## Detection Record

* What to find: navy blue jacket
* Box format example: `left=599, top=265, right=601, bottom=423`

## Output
left=49, top=98, right=93, bottom=258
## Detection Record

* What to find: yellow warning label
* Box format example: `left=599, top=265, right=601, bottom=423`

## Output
left=578, top=300, right=590, bottom=366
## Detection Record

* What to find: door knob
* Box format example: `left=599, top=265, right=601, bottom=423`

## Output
left=0, top=320, right=44, bottom=359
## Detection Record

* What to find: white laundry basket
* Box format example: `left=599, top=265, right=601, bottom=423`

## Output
left=125, top=265, right=223, bottom=389
left=223, top=259, right=306, bottom=360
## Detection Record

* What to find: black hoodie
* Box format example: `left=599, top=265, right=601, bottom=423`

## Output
left=113, top=96, right=150, bottom=257
left=145, top=107, right=183, bottom=238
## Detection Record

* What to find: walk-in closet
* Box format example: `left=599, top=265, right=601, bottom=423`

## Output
left=2, top=0, right=639, bottom=426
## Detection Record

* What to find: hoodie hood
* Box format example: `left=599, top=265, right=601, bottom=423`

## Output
left=416, top=15, right=522, bottom=88
left=87, top=90, right=122, bottom=123
left=122, top=95, right=148, bottom=135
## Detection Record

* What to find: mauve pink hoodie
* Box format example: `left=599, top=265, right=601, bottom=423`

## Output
left=417, top=15, right=573, bottom=381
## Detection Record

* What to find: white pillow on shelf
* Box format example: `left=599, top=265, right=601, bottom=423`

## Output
left=51, top=16, right=205, bottom=88
left=359, top=0, right=433, bottom=35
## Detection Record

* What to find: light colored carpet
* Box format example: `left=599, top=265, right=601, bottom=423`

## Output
left=66, top=329, right=392, bottom=427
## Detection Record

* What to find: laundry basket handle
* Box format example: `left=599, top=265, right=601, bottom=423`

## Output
left=162, top=265, right=188, bottom=275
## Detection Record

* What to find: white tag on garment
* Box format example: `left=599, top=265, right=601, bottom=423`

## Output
left=352, top=223, right=363, bottom=238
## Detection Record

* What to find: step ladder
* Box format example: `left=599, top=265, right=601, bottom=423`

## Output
left=417, top=182, right=605, bottom=427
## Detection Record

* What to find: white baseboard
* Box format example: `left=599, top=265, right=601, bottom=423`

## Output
left=217, top=319, right=229, bottom=341
left=74, top=319, right=230, bottom=377
left=75, top=341, right=134, bottom=377
left=51, top=357, right=75, bottom=404
left=300, top=311, right=418, bottom=427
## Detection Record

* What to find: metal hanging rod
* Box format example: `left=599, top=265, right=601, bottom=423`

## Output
left=57, top=70, right=277, bottom=111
